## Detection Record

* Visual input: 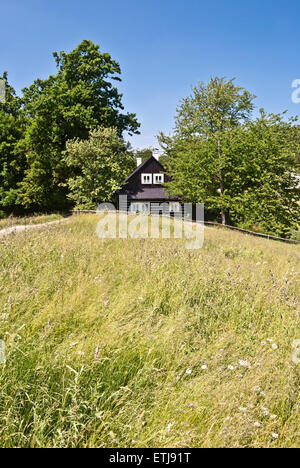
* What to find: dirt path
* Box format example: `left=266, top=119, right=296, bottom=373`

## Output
left=0, top=218, right=70, bottom=237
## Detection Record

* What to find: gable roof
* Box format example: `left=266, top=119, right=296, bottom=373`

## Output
left=123, top=155, right=165, bottom=183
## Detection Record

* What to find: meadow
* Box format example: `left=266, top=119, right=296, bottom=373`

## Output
left=0, top=214, right=64, bottom=230
left=0, top=214, right=299, bottom=448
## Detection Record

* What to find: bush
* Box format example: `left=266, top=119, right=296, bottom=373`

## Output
left=290, top=228, right=300, bottom=241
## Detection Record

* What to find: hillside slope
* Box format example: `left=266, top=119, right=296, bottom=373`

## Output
left=0, top=214, right=299, bottom=448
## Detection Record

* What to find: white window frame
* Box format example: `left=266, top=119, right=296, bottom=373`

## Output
left=141, top=173, right=152, bottom=184
left=169, top=202, right=181, bottom=213
left=129, top=202, right=150, bottom=213
left=153, top=173, right=164, bottom=184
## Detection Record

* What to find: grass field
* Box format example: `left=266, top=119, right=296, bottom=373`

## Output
left=0, top=213, right=64, bottom=230
left=0, top=214, right=299, bottom=448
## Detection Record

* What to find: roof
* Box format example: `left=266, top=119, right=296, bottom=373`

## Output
left=118, top=155, right=179, bottom=201
left=123, top=155, right=165, bottom=183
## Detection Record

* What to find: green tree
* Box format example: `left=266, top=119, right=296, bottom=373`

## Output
left=163, top=110, right=300, bottom=237
left=18, top=40, right=140, bottom=211
left=64, top=126, right=135, bottom=209
left=228, top=112, right=300, bottom=237
left=160, top=77, right=255, bottom=224
left=134, top=148, right=154, bottom=162
left=0, top=73, right=27, bottom=214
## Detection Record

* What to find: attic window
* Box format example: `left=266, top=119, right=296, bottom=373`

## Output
left=153, top=173, right=164, bottom=184
left=141, top=174, right=152, bottom=184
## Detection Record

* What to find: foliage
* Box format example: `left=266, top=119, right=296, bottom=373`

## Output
left=134, top=148, right=154, bottom=162
left=173, top=76, right=255, bottom=137
left=290, top=227, right=300, bottom=241
left=16, top=40, right=140, bottom=211
left=0, top=73, right=27, bottom=212
left=64, top=126, right=135, bottom=209
left=160, top=78, right=299, bottom=236
left=159, top=77, right=256, bottom=224
left=227, top=113, right=300, bottom=236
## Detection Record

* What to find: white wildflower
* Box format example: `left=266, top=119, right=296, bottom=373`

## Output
left=270, top=414, right=277, bottom=420
left=186, top=368, right=192, bottom=375
left=228, top=365, right=235, bottom=370
left=271, top=343, right=278, bottom=350
left=272, top=432, right=279, bottom=439
left=261, top=407, right=270, bottom=416
left=239, top=360, right=250, bottom=368
left=267, top=338, right=273, bottom=342
left=0, top=313, right=9, bottom=321
left=167, top=421, right=175, bottom=432
left=253, top=421, right=261, bottom=428
left=201, top=364, right=207, bottom=370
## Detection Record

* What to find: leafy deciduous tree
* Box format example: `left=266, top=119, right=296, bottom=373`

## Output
left=17, top=40, right=140, bottom=210
left=163, top=109, right=300, bottom=237
left=64, top=126, right=135, bottom=209
left=0, top=73, right=27, bottom=214
left=160, top=77, right=255, bottom=224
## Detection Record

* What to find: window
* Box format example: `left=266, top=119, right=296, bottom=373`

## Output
left=169, top=202, right=181, bottom=213
left=141, top=173, right=152, bottom=184
left=129, top=202, right=150, bottom=213
left=153, top=173, right=164, bottom=184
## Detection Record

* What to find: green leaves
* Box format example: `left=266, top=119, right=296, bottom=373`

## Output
left=161, top=78, right=300, bottom=237
left=0, top=74, right=27, bottom=211
left=64, top=126, right=135, bottom=209
left=174, top=77, right=256, bottom=138
left=15, top=40, right=140, bottom=211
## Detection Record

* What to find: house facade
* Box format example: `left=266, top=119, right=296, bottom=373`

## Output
left=117, top=155, right=181, bottom=214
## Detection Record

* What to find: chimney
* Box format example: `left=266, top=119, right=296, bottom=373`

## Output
left=153, top=149, right=160, bottom=160
left=136, top=157, right=142, bottom=167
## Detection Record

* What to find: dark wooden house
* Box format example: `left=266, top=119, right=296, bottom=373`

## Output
left=117, top=156, right=181, bottom=214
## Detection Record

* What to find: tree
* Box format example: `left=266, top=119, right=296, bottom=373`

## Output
left=160, top=77, right=255, bottom=224
left=64, top=126, right=135, bottom=209
left=228, top=112, right=300, bottom=237
left=134, top=148, right=154, bottom=162
left=17, top=40, right=140, bottom=211
left=0, top=73, right=27, bottom=214
left=163, top=110, right=300, bottom=237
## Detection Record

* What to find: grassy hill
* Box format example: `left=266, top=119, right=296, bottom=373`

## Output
left=0, top=214, right=299, bottom=448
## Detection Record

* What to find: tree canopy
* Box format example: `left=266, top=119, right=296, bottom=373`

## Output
left=160, top=78, right=300, bottom=236
left=15, top=40, right=140, bottom=211
left=64, top=126, right=135, bottom=209
left=160, top=77, right=256, bottom=224
left=0, top=73, right=27, bottom=214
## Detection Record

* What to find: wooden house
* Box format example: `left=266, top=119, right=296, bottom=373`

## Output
left=117, top=156, right=181, bottom=214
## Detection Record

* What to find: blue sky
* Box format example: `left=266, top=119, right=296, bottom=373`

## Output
left=1, top=0, right=300, bottom=149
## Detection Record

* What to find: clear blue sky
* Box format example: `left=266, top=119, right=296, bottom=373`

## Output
left=1, top=0, right=300, bottom=149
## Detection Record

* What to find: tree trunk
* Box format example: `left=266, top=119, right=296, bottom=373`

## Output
left=218, top=139, right=226, bottom=225
left=221, top=210, right=226, bottom=225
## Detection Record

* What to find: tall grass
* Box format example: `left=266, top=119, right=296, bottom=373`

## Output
left=0, top=214, right=299, bottom=447
left=0, top=213, right=64, bottom=230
